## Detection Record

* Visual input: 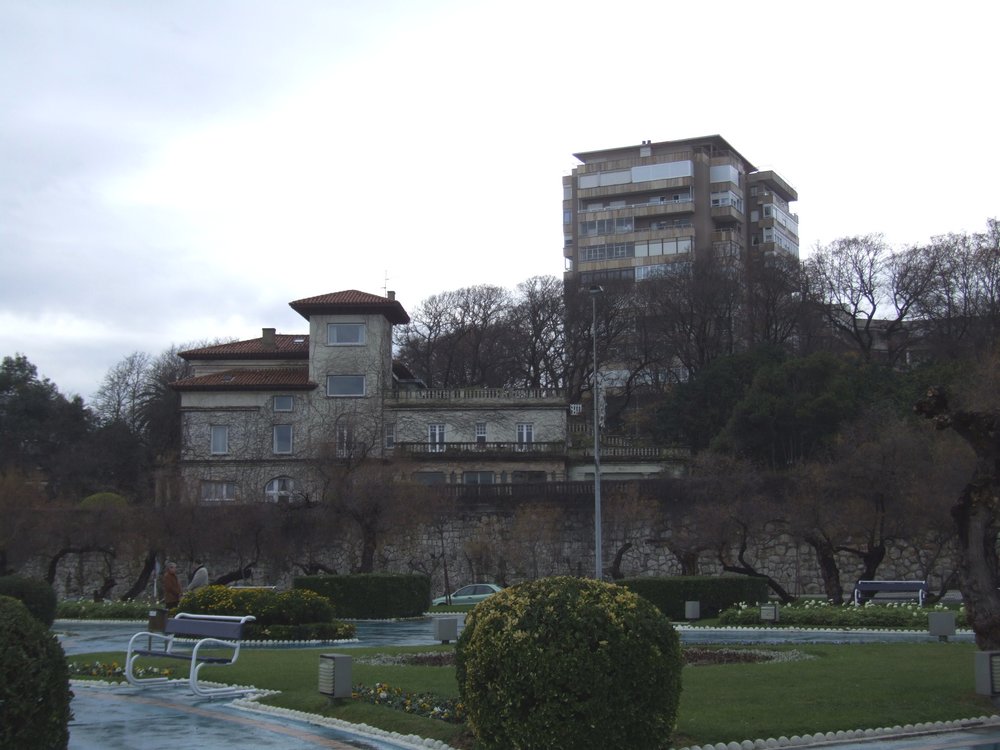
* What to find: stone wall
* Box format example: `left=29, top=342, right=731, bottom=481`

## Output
left=28, top=492, right=956, bottom=604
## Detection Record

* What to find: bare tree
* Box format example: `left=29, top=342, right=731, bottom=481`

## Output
left=91, top=352, right=152, bottom=431
left=916, top=220, right=1000, bottom=359
left=804, top=234, right=938, bottom=364
left=394, top=285, right=514, bottom=388
left=507, top=276, right=566, bottom=389
left=743, top=253, right=807, bottom=348
left=641, top=259, right=742, bottom=378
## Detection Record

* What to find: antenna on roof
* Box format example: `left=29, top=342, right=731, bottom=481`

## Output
left=382, top=270, right=390, bottom=297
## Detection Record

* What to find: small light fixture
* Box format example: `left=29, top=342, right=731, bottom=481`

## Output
left=318, top=653, right=352, bottom=699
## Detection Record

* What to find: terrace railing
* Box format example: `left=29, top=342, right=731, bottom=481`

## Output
left=395, top=441, right=565, bottom=457
left=389, top=388, right=565, bottom=403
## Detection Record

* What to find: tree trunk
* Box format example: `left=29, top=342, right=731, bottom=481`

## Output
left=119, top=550, right=158, bottom=601
left=359, top=533, right=377, bottom=574
left=718, top=522, right=796, bottom=604
left=609, top=542, right=633, bottom=580
left=92, top=577, right=116, bottom=601
left=213, top=565, right=255, bottom=586
left=951, top=482, right=1000, bottom=649
left=915, top=386, right=1000, bottom=649
left=804, top=534, right=844, bottom=603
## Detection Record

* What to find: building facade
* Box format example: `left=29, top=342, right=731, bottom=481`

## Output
left=171, top=290, right=677, bottom=505
left=562, top=135, right=799, bottom=289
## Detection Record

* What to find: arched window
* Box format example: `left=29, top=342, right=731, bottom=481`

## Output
left=264, top=476, right=295, bottom=503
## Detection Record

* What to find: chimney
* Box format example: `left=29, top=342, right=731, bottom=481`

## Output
left=262, top=327, right=276, bottom=349
left=387, top=291, right=396, bottom=301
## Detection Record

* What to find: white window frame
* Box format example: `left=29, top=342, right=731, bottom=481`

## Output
left=210, top=425, right=229, bottom=455
left=516, top=423, right=534, bottom=451
left=336, top=424, right=355, bottom=458
left=475, top=422, right=487, bottom=445
left=201, top=480, right=237, bottom=502
left=273, top=424, right=293, bottom=454
left=327, top=323, right=366, bottom=346
left=429, top=424, right=445, bottom=453
left=384, top=422, right=396, bottom=450
left=264, top=476, right=294, bottom=502
left=327, top=375, right=366, bottom=397
left=273, top=395, right=294, bottom=412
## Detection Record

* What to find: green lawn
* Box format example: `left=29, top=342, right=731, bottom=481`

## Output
left=70, top=642, right=995, bottom=749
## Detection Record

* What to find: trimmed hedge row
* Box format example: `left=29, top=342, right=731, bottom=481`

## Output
left=294, top=574, right=431, bottom=618
left=179, top=585, right=335, bottom=625
left=0, top=596, right=73, bottom=749
left=619, top=575, right=769, bottom=619
left=0, top=575, right=58, bottom=626
left=719, top=599, right=967, bottom=628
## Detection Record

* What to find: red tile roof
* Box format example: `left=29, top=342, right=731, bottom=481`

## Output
left=289, top=290, right=410, bottom=324
left=179, top=334, right=309, bottom=360
left=171, top=367, right=315, bottom=391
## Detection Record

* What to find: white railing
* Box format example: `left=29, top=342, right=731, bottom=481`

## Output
left=389, top=388, right=565, bottom=402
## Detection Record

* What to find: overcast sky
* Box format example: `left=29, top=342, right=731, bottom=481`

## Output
left=1, top=0, right=996, bottom=403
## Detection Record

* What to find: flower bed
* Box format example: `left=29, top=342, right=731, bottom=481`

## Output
left=718, top=599, right=966, bottom=629
left=352, top=681, right=465, bottom=723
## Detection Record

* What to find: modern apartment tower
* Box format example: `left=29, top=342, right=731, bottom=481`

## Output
left=562, top=135, right=798, bottom=288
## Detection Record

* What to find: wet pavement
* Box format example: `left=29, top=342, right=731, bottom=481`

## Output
left=56, top=617, right=1000, bottom=750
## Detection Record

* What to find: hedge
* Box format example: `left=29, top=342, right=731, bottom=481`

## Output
left=619, top=575, right=768, bottom=619
left=0, top=596, right=73, bottom=749
left=294, top=573, right=431, bottom=618
left=0, top=575, right=58, bottom=626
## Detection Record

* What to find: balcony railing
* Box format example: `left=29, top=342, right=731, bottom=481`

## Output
left=396, top=441, right=565, bottom=457
left=389, top=388, right=565, bottom=403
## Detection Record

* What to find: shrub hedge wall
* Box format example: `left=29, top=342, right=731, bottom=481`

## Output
left=0, top=575, right=58, bottom=626
left=179, top=585, right=333, bottom=624
left=0, top=596, right=73, bottom=749
left=294, top=573, right=431, bottom=618
left=619, top=575, right=769, bottom=619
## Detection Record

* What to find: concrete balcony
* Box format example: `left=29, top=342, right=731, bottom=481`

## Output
left=711, top=205, right=744, bottom=223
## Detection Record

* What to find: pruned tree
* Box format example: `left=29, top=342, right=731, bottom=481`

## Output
left=915, top=357, right=1000, bottom=648
left=689, top=454, right=796, bottom=602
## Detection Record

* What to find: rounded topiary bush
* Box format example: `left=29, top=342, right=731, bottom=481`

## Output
left=0, top=596, right=73, bottom=749
left=456, top=576, right=682, bottom=750
left=79, top=491, right=127, bottom=509
left=0, top=575, right=58, bottom=626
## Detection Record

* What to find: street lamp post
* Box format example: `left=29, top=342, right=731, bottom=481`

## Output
left=589, top=285, right=604, bottom=580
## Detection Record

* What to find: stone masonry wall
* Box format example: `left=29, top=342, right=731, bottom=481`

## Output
left=30, top=496, right=956, bottom=604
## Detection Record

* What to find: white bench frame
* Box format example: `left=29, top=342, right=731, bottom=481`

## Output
left=125, top=612, right=256, bottom=697
left=852, top=580, right=928, bottom=606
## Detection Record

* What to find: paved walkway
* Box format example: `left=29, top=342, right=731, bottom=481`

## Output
left=57, top=618, right=1000, bottom=750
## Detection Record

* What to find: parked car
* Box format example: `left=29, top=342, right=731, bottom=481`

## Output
left=432, top=583, right=503, bottom=606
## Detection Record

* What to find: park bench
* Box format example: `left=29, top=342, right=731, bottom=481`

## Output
left=852, top=580, right=928, bottom=606
left=125, top=612, right=256, bottom=698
